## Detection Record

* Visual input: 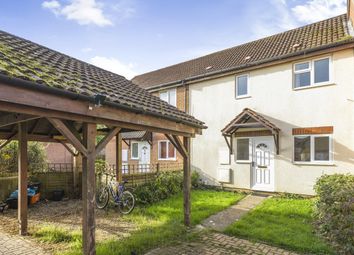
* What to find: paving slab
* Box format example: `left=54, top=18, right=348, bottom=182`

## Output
left=0, top=232, right=49, bottom=255
left=201, top=194, right=268, bottom=231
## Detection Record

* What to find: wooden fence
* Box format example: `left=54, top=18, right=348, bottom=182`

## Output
left=0, top=162, right=183, bottom=201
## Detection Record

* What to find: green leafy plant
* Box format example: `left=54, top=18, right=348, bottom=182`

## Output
left=314, top=174, right=354, bottom=254
left=133, top=171, right=204, bottom=205
left=0, top=141, right=47, bottom=174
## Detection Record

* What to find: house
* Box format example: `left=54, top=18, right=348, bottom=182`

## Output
left=131, top=2, right=354, bottom=195
left=104, top=87, right=187, bottom=171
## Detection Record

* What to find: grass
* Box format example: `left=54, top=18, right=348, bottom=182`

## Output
left=34, top=189, right=245, bottom=255
left=224, top=197, right=333, bottom=254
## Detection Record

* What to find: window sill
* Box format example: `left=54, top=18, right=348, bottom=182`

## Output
left=235, top=95, right=251, bottom=100
left=236, top=160, right=252, bottom=164
left=158, top=158, right=177, bottom=161
left=293, top=82, right=335, bottom=91
left=293, top=161, right=335, bottom=166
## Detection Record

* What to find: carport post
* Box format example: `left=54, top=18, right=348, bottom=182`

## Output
left=82, top=123, right=97, bottom=255
left=18, top=122, right=28, bottom=235
left=115, top=132, right=122, bottom=182
left=183, top=136, right=191, bottom=227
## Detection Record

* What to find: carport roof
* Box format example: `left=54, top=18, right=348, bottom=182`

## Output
left=0, top=30, right=205, bottom=129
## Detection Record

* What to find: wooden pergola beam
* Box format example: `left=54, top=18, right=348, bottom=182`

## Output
left=183, top=136, right=191, bottom=227
left=47, top=118, right=88, bottom=157
left=58, top=140, right=79, bottom=157
left=18, top=122, right=28, bottom=235
left=95, top=127, right=121, bottom=156
left=0, top=113, right=39, bottom=128
left=172, top=135, right=188, bottom=158
left=0, top=132, right=17, bottom=150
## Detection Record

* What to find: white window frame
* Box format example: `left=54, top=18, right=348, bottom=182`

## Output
left=293, top=134, right=333, bottom=165
left=235, top=74, right=250, bottom=99
left=131, top=142, right=139, bottom=160
left=158, top=140, right=176, bottom=161
left=235, top=137, right=252, bottom=163
left=159, top=88, right=177, bottom=107
left=293, top=56, right=332, bottom=90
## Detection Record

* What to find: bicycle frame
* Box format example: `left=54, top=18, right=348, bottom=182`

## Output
left=106, top=180, right=125, bottom=204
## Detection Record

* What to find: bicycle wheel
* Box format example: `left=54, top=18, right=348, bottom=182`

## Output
left=118, top=191, right=135, bottom=214
left=96, top=187, right=109, bottom=209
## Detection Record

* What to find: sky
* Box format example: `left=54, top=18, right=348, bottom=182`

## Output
left=0, top=0, right=347, bottom=79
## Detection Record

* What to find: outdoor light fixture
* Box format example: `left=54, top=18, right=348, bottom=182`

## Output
left=94, top=94, right=106, bottom=107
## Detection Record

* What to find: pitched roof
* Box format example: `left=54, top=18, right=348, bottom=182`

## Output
left=0, top=30, right=205, bottom=128
left=133, top=14, right=354, bottom=89
left=121, top=131, right=148, bottom=140
left=222, top=108, right=280, bottom=135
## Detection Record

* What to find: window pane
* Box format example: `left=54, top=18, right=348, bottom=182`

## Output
left=159, top=92, right=169, bottom=103
left=237, top=139, right=249, bottom=160
left=295, top=62, right=309, bottom=71
left=159, top=141, right=167, bottom=159
left=294, top=136, right=311, bottom=162
left=314, top=58, right=329, bottom=83
left=294, top=72, right=311, bottom=88
left=314, top=136, right=330, bottom=161
left=168, top=90, right=176, bottom=107
left=168, top=142, right=175, bottom=158
left=132, top=143, right=139, bottom=158
left=236, top=75, right=248, bottom=96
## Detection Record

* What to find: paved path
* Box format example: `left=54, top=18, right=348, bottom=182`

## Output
left=202, top=194, right=268, bottom=231
left=146, top=194, right=299, bottom=255
left=0, top=232, right=48, bottom=255
left=146, top=232, right=299, bottom=255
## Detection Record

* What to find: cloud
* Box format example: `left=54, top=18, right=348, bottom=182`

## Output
left=292, top=0, right=347, bottom=23
left=42, top=0, right=113, bottom=27
left=90, top=56, right=137, bottom=79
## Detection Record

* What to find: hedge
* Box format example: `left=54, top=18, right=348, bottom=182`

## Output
left=314, top=174, right=354, bottom=254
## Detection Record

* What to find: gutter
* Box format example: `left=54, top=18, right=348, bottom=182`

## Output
left=145, top=38, right=354, bottom=92
left=0, top=74, right=206, bottom=129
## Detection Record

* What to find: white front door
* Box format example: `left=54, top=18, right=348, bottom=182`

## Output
left=139, top=142, right=150, bottom=172
left=252, top=137, right=275, bottom=192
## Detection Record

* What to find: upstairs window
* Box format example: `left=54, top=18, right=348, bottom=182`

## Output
left=293, top=57, right=330, bottom=89
left=160, top=89, right=177, bottom=107
left=235, top=74, right=249, bottom=98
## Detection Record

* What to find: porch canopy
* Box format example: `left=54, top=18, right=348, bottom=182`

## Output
left=0, top=30, right=206, bottom=255
left=221, top=108, right=280, bottom=154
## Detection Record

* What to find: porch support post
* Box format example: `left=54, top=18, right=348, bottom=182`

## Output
left=82, top=123, right=97, bottom=255
left=183, top=136, right=191, bottom=227
left=18, top=122, right=28, bottom=235
left=116, top=132, right=122, bottom=182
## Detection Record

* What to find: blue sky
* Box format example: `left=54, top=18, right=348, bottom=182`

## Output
left=0, top=0, right=347, bottom=78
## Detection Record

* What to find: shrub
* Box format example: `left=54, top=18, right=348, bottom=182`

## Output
left=133, top=171, right=181, bottom=205
left=0, top=141, right=47, bottom=173
left=313, top=174, right=354, bottom=254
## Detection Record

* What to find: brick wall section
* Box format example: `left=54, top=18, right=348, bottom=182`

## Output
left=292, top=126, right=333, bottom=135
left=45, top=143, right=73, bottom=164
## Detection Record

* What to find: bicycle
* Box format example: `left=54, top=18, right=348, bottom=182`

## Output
left=96, top=178, right=135, bottom=214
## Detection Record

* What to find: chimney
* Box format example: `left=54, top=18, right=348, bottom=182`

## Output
left=348, top=0, right=354, bottom=27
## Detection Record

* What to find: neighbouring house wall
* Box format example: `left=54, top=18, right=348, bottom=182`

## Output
left=190, top=49, right=354, bottom=195
left=45, top=143, right=73, bottom=164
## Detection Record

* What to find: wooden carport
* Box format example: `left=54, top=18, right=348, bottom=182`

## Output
left=0, top=30, right=206, bottom=255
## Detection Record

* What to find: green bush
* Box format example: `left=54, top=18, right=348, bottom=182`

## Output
left=0, top=141, right=47, bottom=173
left=314, top=174, right=354, bottom=254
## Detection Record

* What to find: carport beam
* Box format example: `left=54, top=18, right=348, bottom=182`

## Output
left=116, top=132, right=122, bottom=182
left=183, top=136, right=191, bottom=227
left=18, top=122, right=28, bottom=235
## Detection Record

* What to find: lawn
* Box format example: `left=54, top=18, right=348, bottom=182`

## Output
left=34, top=189, right=245, bottom=255
left=224, top=197, right=333, bottom=254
